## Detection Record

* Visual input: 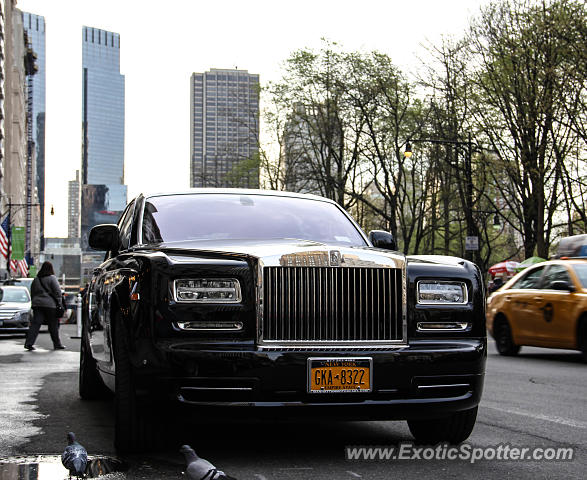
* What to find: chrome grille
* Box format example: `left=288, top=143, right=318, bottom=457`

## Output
left=0, top=309, right=19, bottom=320
left=262, top=266, right=403, bottom=344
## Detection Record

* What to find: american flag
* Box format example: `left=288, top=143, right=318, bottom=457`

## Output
left=0, top=216, right=9, bottom=259
left=10, top=259, right=28, bottom=277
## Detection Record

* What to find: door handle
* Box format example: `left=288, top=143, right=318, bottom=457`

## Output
left=533, top=296, right=543, bottom=301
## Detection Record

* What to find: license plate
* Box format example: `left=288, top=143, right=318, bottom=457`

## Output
left=308, top=357, right=372, bottom=393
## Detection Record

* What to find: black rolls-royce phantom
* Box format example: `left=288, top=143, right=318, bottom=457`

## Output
left=80, top=189, right=486, bottom=452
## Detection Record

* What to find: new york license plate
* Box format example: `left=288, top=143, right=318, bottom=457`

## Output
left=308, top=357, right=372, bottom=393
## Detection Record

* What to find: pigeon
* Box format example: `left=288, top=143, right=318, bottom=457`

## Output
left=180, top=445, right=237, bottom=480
left=61, top=432, right=88, bottom=479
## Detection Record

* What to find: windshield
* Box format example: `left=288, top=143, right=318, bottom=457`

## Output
left=0, top=288, right=30, bottom=303
left=141, top=194, right=367, bottom=247
left=572, top=264, right=587, bottom=287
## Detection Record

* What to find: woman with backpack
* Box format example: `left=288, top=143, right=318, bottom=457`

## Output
left=24, top=261, right=65, bottom=351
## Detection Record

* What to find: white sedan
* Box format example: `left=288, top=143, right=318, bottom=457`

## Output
left=0, top=285, right=32, bottom=334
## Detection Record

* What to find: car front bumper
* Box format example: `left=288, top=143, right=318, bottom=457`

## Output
left=132, top=338, right=486, bottom=419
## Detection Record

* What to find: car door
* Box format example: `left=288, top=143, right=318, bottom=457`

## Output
left=534, top=264, right=577, bottom=348
left=506, top=266, right=547, bottom=344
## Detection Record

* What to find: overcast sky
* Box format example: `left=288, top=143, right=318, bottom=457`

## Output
left=18, top=0, right=490, bottom=237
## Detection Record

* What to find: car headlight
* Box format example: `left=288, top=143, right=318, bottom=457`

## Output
left=417, top=281, right=467, bottom=305
left=173, top=279, right=242, bottom=303
left=13, top=310, right=30, bottom=323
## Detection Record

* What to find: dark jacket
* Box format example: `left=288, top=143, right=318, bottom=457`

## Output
left=31, top=274, right=62, bottom=309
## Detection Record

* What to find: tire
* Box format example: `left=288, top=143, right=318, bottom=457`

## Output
left=79, top=331, right=109, bottom=400
left=578, top=317, right=587, bottom=363
left=494, top=317, right=520, bottom=356
left=407, top=406, right=478, bottom=444
left=113, top=315, right=154, bottom=452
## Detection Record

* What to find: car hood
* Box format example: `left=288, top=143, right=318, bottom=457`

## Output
left=150, top=238, right=406, bottom=269
left=0, top=301, right=31, bottom=310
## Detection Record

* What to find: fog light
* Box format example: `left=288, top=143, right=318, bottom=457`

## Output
left=174, top=279, right=242, bottom=303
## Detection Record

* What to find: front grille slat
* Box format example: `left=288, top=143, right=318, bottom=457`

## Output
left=262, top=266, right=403, bottom=344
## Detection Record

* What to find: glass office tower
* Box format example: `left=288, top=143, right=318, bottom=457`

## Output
left=23, top=12, right=46, bottom=248
left=81, top=27, right=126, bottom=251
left=190, top=69, right=260, bottom=188
left=82, top=26, right=125, bottom=186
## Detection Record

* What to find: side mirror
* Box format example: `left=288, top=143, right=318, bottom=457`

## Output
left=550, top=280, right=575, bottom=292
left=89, top=224, right=120, bottom=252
left=369, top=230, right=397, bottom=251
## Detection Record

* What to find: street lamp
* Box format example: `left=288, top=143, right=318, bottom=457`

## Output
left=404, top=141, right=413, bottom=158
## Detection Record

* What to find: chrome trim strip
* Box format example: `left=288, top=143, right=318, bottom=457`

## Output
left=176, top=321, right=244, bottom=331
left=416, top=322, right=470, bottom=332
left=260, top=344, right=406, bottom=351
left=417, top=384, right=470, bottom=389
left=180, top=386, right=253, bottom=392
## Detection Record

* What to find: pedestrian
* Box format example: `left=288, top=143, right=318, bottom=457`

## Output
left=24, top=261, right=66, bottom=351
left=488, top=276, right=504, bottom=294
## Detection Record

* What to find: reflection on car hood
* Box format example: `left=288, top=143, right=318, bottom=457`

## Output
left=150, top=238, right=406, bottom=269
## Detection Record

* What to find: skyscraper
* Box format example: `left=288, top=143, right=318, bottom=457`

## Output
left=23, top=12, right=46, bottom=249
left=81, top=26, right=126, bottom=251
left=190, top=69, right=260, bottom=188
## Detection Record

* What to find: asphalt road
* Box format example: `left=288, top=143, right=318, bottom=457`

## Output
left=0, top=324, right=585, bottom=479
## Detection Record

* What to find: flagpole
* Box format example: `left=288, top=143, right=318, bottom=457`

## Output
left=7, top=200, right=11, bottom=278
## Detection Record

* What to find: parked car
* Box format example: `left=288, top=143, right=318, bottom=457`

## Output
left=487, top=258, right=587, bottom=359
left=553, top=234, right=587, bottom=258
left=0, top=285, right=32, bottom=334
left=3, top=277, right=34, bottom=293
left=80, top=189, right=487, bottom=452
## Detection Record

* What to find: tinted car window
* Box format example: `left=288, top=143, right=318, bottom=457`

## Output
left=511, top=266, right=545, bottom=289
left=572, top=264, right=587, bottom=287
left=541, top=265, right=571, bottom=289
left=141, top=194, right=367, bottom=247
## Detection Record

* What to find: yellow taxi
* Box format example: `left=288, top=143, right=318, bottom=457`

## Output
left=486, top=258, right=587, bottom=360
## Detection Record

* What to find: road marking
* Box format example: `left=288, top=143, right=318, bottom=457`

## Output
left=347, top=471, right=362, bottom=478
left=278, top=467, right=314, bottom=470
left=254, top=475, right=268, bottom=480
left=483, top=403, right=587, bottom=429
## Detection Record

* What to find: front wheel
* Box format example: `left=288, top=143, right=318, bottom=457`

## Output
left=407, top=406, right=478, bottom=444
left=494, top=318, right=520, bottom=356
left=578, top=317, right=587, bottom=363
left=113, top=316, right=154, bottom=452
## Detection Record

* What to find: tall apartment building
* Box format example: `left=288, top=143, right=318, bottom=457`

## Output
left=0, top=3, right=5, bottom=211
left=283, top=102, right=339, bottom=197
left=23, top=12, right=45, bottom=250
left=68, top=170, right=80, bottom=239
left=22, top=12, right=46, bottom=250
left=190, top=69, right=260, bottom=188
left=1, top=2, right=42, bottom=277
left=80, top=26, right=126, bottom=251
